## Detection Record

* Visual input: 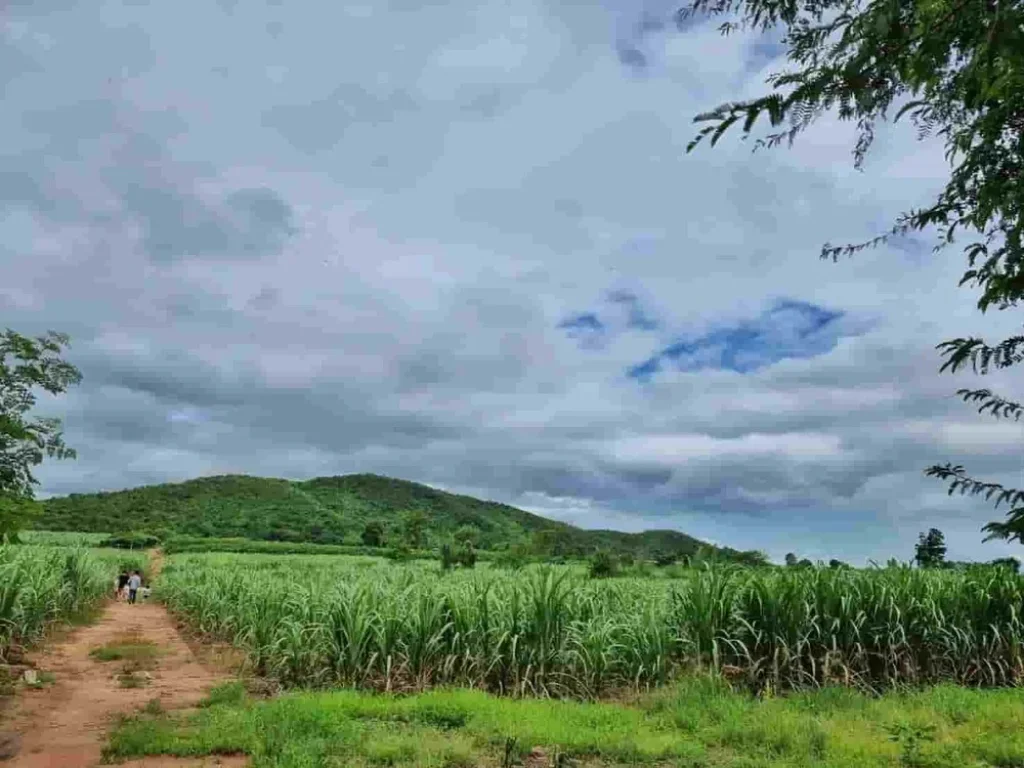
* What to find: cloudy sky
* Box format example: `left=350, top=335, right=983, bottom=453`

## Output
left=5, top=0, right=1023, bottom=564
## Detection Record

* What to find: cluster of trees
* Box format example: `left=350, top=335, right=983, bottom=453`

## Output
left=784, top=553, right=851, bottom=570
left=914, top=528, right=1021, bottom=573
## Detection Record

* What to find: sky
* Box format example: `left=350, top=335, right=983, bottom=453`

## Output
left=4, top=0, right=1023, bottom=565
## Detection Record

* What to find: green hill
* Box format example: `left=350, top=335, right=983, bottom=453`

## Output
left=37, top=473, right=717, bottom=559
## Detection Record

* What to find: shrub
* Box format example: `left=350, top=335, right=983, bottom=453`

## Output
left=98, top=532, right=161, bottom=550
left=361, top=521, right=385, bottom=548
left=589, top=551, right=618, bottom=578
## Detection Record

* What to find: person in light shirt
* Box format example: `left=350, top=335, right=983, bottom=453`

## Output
left=127, top=571, right=142, bottom=604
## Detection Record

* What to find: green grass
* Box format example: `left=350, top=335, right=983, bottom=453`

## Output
left=162, top=536, right=430, bottom=559
left=117, top=669, right=151, bottom=689
left=90, top=634, right=161, bottom=664
left=104, top=678, right=1024, bottom=768
left=18, top=530, right=110, bottom=546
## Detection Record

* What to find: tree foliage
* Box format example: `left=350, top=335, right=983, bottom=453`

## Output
left=0, top=329, right=81, bottom=540
left=0, top=494, right=42, bottom=542
left=915, top=528, right=948, bottom=568
left=361, top=520, right=385, bottom=548
left=36, top=472, right=729, bottom=560
left=401, top=509, right=429, bottom=550
left=682, top=0, right=1024, bottom=542
left=589, top=550, right=620, bottom=578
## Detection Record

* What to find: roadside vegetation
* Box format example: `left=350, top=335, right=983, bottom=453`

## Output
left=105, top=676, right=1024, bottom=768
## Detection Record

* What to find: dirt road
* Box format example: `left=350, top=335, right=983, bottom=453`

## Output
left=1, top=551, right=240, bottom=768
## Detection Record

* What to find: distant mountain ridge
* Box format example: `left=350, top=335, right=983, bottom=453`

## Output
left=37, top=472, right=716, bottom=559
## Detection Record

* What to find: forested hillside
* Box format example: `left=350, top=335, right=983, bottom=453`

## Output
left=38, top=473, right=715, bottom=559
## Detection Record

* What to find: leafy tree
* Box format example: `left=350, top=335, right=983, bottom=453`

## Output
left=386, top=542, right=412, bottom=562
left=915, top=528, right=948, bottom=568
left=0, top=330, right=82, bottom=541
left=361, top=520, right=385, bottom=548
left=531, top=528, right=576, bottom=559
left=493, top=540, right=532, bottom=570
left=99, top=531, right=162, bottom=549
left=0, top=495, right=41, bottom=543
left=991, top=556, right=1021, bottom=573
left=828, top=558, right=849, bottom=569
left=457, top=543, right=477, bottom=568
left=654, top=550, right=678, bottom=567
left=784, top=552, right=798, bottom=567
left=453, top=524, right=480, bottom=549
left=440, top=542, right=456, bottom=572
left=401, top=509, right=428, bottom=550
left=440, top=538, right=477, bottom=571
left=728, top=548, right=771, bottom=567
left=589, top=550, right=619, bottom=578
left=681, top=0, right=1024, bottom=542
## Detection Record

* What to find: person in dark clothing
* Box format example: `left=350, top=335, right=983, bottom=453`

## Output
left=116, top=571, right=129, bottom=601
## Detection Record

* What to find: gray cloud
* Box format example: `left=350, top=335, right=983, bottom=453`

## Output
left=7, top=0, right=1024, bottom=565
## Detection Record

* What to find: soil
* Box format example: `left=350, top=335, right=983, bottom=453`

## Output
left=0, top=551, right=245, bottom=768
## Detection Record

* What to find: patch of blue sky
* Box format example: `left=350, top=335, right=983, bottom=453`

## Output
left=743, top=30, right=787, bottom=73
left=558, top=312, right=607, bottom=350
left=629, top=299, right=848, bottom=380
left=607, top=289, right=659, bottom=330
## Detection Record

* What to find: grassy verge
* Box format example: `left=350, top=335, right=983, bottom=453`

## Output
left=90, top=633, right=162, bottom=664
left=104, top=677, right=1024, bottom=768
left=91, top=632, right=162, bottom=689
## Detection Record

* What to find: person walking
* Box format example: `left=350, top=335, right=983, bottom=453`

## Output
left=127, top=570, right=142, bottom=605
left=116, top=570, right=129, bottom=601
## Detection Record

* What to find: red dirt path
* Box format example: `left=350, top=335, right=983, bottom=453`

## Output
left=1, top=551, right=246, bottom=768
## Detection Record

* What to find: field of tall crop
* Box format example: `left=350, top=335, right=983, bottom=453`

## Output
left=159, top=552, right=1024, bottom=697
left=0, top=544, right=146, bottom=662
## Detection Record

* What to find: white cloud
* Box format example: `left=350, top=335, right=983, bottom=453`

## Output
left=602, top=432, right=845, bottom=464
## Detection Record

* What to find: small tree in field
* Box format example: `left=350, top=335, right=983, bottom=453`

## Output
left=401, top=509, right=428, bottom=550
left=915, top=528, right=948, bottom=568
left=439, top=539, right=477, bottom=571
left=453, top=525, right=480, bottom=549
left=991, top=556, right=1021, bottom=574
left=590, top=550, right=619, bottom=578
left=440, top=542, right=456, bottom=572
left=654, top=551, right=677, bottom=567
left=361, top=520, right=385, bottom=548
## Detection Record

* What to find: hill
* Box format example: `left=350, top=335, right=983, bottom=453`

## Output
left=37, top=473, right=718, bottom=559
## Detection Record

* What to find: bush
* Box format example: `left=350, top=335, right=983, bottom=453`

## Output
left=440, top=543, right=456, bottom=572
left=589, top=551, right=619, bottom=578
left=654, top=551, right=678, bottom=567
left=98, top=532, right=161, bottom=550
left=361, top=521, right=385, bottom=548
left=387, top=543, right=413, bottom=562
left=492, top=546, right=530, bottom=570
left=457, top=545, right=476, bottom=569
left=440, top=542, right=476, bottom=571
